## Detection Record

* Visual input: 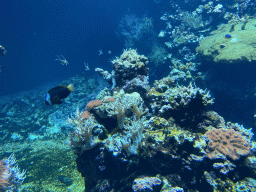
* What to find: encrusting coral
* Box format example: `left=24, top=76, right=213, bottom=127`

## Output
left=67, top=109, right=102, bottom=154
left=205, top=128, right=251, bottom=160
left=86, top=100, right=103, bottom=111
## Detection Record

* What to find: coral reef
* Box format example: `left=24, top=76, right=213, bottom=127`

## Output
left=1, top=60, right=256, bottom=191
left=196, top=19, right=256, bottom=64
left=149, top=82, right=214, bottom=130
left=2, top=2, right=256, bottom=191
left=69, top=64, right=256, bottom=191
left=95, top=49, right=149, bottom=97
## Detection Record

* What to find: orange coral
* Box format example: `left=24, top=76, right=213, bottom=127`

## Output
left=205, top=128, right=251, bottom=160
left=104, top=97, right=115, bottom=103
left=80, top=110, right=91, bottom=120
left=0, top=159, right=9, bottom=189
left=86, top=100, right=102, bottom=111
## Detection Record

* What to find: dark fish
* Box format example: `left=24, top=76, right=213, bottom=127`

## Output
left=57, top=175, right=73, bottom=186
left=224, top=34, right=232, bottom=38
left=45, top=84, right=74, bottom=105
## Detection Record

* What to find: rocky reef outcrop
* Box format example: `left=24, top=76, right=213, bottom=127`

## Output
left=95, top=49, right=149, bottom=98
left=67, top=49, right=256, bottom=192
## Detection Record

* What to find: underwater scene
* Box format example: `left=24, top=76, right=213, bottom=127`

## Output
left=0, top=0, right=256, bottom=191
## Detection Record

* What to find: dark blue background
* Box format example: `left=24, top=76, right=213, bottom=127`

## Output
left=0, top=0, right=162, bottom=95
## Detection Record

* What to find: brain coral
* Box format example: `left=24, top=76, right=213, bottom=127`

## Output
left=205, top=128, right=251, bottom=160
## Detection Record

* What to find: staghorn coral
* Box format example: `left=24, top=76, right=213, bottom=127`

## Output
left=164, top=83, right=214, bottom=109
left=150, top=83, right=214, bottom=116
left=205, top=128, right=251, bottom=160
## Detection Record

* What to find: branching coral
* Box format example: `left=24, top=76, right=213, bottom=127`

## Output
left=106, top=91, right=144, bottom=130
left=95, top=49, right=149, bottom=94
left=164, top=83, right=214, bottom=109
left=118, top=14, right=153, bottom=42
left=68, top=112, right=99, bottom=154
left=205, top=128, right=251, bottom=160
left=148, top=45, right=167, bottom=66
left=67, top=108, right=87, bottom=126
left=121, top=117, right=146, bottom=155
left=181, top=11, right=203, bottom=29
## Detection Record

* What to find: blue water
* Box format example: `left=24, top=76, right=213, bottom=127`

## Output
left=1, top=0, right=256, bottom=191
left=1, top=0, right=159, bottom=95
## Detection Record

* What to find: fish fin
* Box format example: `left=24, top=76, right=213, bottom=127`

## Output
left=48, top=85, right=67, bottom=93
left=58, top=85, right=67, bottom=88
left=67, top=84, right=75, bottom=92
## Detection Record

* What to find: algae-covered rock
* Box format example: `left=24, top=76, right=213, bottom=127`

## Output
left=196, top=19, right=256, bottom=64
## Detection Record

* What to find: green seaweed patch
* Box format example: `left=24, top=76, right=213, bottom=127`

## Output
left=168, top=96, right=174, bottom=103
left=153, top=117, right=168, bottom=127
left=149, top=87, right=165, bottom=96
left=166, top=126, right=185, bottom=137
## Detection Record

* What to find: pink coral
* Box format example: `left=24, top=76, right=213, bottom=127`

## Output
left=205, top=128, right=251, bottom=160
left=86, top=100, right=102, bottom=111
left=80, top=110, right=91, bottom=120
left=0, top=159, right=9, bottom=189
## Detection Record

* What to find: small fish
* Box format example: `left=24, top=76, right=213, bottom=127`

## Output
left=57, top=175, right=73, bottom=186
left=224, top=34, right=232, bottom=38
left=45, top=84, right=74, bottom=105
left=0, top=45, right=7, bottom=56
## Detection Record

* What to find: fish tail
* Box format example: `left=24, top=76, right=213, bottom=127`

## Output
left=67, top=84, right=75, bottom=92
